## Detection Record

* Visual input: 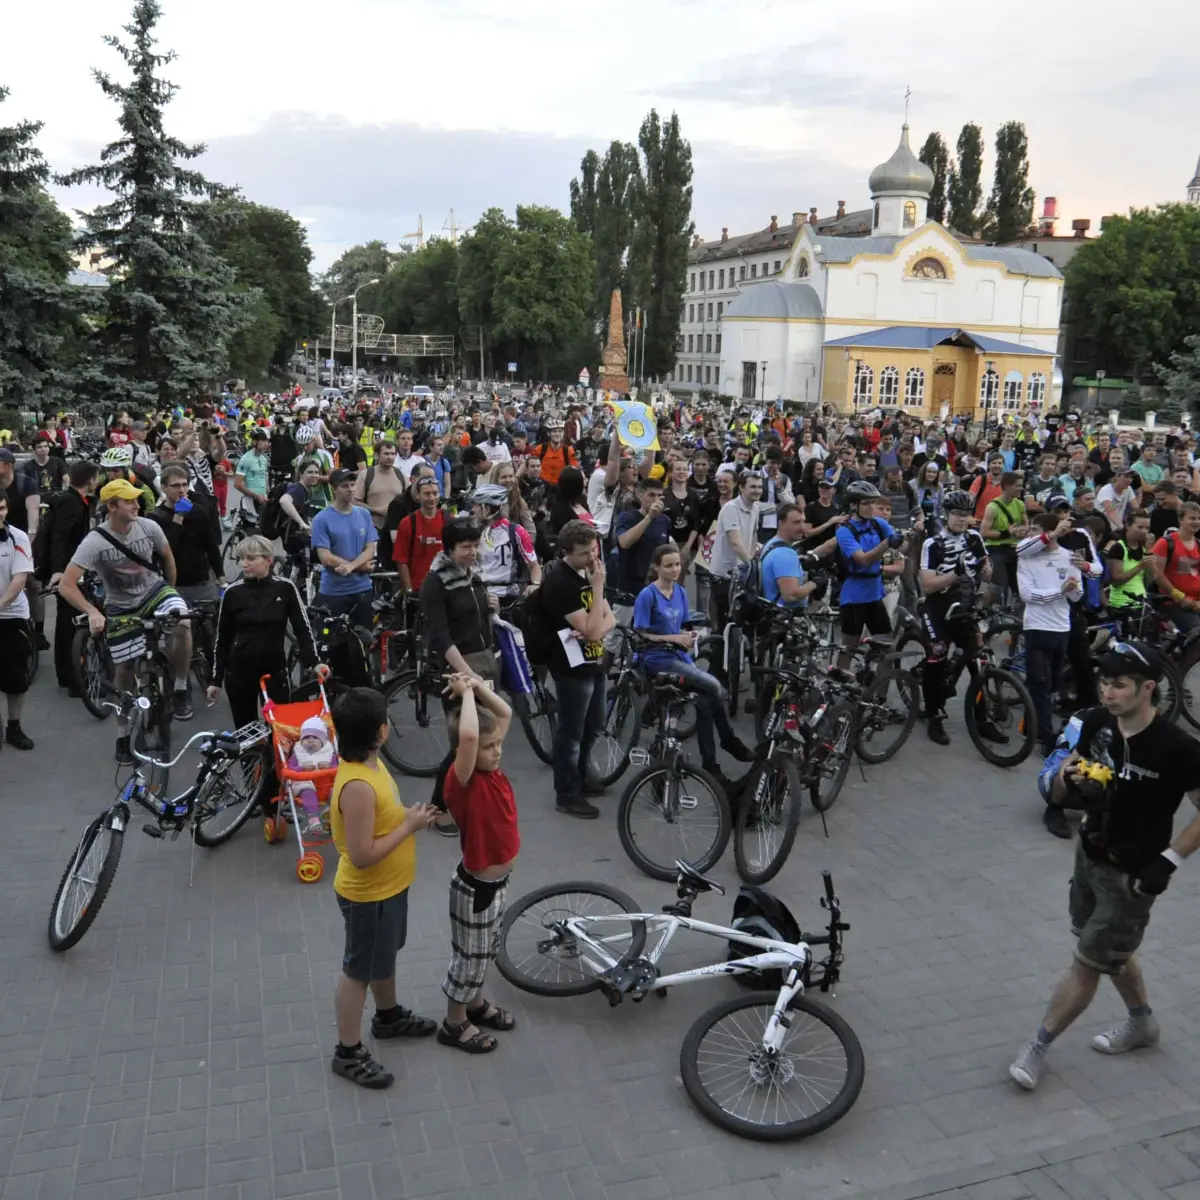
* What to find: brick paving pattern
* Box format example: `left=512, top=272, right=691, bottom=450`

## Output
left=6, top=642, right=1200, bottom=1199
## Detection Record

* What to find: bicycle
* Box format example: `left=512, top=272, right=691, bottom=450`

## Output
left=617, top=671, right=730, bottom=881
left=495, top=861, right=862, bottom=1142
left=66, top=574, right=114, bottom=719
left=47, top=693, right=272, bottom=952
left=220, top=507, right=260, bottom=581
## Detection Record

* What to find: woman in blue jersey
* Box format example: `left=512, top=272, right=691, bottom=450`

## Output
left=632, top=543, right=753, bottom=782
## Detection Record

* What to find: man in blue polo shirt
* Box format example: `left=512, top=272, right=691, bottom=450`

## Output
left=835, top=480, right=901, bottom=664
left=311, top=468, right=377, bottom=628
left=761, top=503, right=821, bottom=608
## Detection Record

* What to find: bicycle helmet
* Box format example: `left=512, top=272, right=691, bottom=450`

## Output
left=294, top=424, right=316, bottom=446
left=100, top=445, right=133, bottom=469
left=471, top=483, right=510, bottom=510
left=844, top=479, right=881, bottom=502
left=943, top=489, right=975, bottom=514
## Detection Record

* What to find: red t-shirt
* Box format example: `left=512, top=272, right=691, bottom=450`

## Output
left=1154, top=533, right=1200, bottom=600
left=443, top=767, right=520, bottom=873
left=970, top=475, right=1004, bottom=521
left=393, top=508, right=445, bottom=589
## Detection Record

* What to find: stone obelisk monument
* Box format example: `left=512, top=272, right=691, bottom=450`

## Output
left=598, top=289, right=630, bottom=396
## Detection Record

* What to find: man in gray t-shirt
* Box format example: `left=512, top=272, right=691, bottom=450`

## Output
left=71, top=517, right=170, bottom=612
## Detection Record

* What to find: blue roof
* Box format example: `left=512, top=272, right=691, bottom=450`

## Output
left=822, top=326, right=1053, bottom=356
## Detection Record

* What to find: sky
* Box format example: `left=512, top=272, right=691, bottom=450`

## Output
left=5, top=0, right=1198, bottom=273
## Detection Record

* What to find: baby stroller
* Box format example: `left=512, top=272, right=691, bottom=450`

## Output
left=260, top=670, right=339, bottom=883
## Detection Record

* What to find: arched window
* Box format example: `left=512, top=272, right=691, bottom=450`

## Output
left=904, top=367, right=925, bottom=408
left=979, top=367, right=999, bottom=410
left=903, top=201, right=917, bottom=229
left=910, top=257, right=947, bottom=279
left=879, top=366, right=899, bottom=405
left=873, top=202, right=880, bottom=229
left=1003, top=370, right=1023, bottom=410
left=853, top=363, right=874, bottom=408
left=796, top=256, right=810, bottom=278
left=1028, top=372, right=1047, bottom=406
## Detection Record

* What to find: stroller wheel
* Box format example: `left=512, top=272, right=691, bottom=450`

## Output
left=264, top=816, right=286, bottom=845
left=296, top=851, right=324, bottom=884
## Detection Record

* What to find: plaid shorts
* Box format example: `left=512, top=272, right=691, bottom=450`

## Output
left=106, top=586, right=189, bottom=665
left=442, top=863, right=509, bottom=1004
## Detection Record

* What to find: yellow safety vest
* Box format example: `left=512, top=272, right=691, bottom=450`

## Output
left=359, top=428, right=375, bottom=466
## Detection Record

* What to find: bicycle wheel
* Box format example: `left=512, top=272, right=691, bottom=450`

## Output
left=855, top=669, right=918, bottom=764
left=586, top=677, right=642, bottom=787
left=23, top=620, right=39, bottom=689
left=807, top=700, right=855, bottom=813
left=71, top=627, right=112, bottom=720
left=1156, top=657, right=1183, bottom=725
left=190, top=620, right=214, bottom=690
left=617, top=761, right=731, bottom=882
left=680, top=992, right=865, bottom=1142
left=964, top=665, right=1037, bottom=768
left=733, top=753, right=802, bottom=886
left=512, top=674, right=556, bottom=765
left=133, top=697, right=173, bottom=801
left=495, top=881, right=647, bottom=997
left=892, top=631, right=927, bottom=679
left=1179, top=640, right=1200, bottom=730
left=192, top=747, right=270, bottom=848
left=221, top=530, right=245, bottom=582
left=48, top=817, right=125, bottom=952
left=726, top=626, right=744, bottom=717
left=380, top=670, right=447, bottom=776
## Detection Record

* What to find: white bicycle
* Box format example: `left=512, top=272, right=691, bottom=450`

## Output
left=495, top=862, right=863, bottom=1141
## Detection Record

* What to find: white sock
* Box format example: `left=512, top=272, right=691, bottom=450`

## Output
left=174, top=675, right=188, bottom=691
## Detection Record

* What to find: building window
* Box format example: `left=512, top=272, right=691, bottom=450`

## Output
left=879, top=366, right=900, bottom=405
left=708, top=271, right=714, bottom=289
left=741, top=361, right=758, bottom=399
left=719, top=268, right=725, bottom=288
left=676, top=334, right=684, bottom=351
left=717, top=301, right=723, bottom=319
left=739, top=265, right=746, bottom=281
left=1028, top=372, right=1047, bottom=406
left=910, top=256, right=947, bottom=279
left=687, top=364, right=693, bottom=383
left=704, top=366, right=712, bottom=384
left=750, top=264, right=757, bottom=279
left=797, top=257, right=810, bottom=278
left=690, top=272, right=695, bottom=292
left=903, top=201, right=917, bottom=229
left=706, top=334, right=713, bottom=353
left=873, top=202, right=880, bottom=228
left=1003, top=370, right=1023, bottom=410
left=979, top=367, right=1000, bottom=410
left=716, top=334, right=722, bottom=353
left=774, top=260, right=781, bottom=273
left=707, top=303, right=713, bottom=321
left=904, top=367, right=925, bottom=408
left=853, top=363, right=874, bottom=408
left=687, top=334, right=693, bottom=352
left=688, top=304, right=694, bottom=323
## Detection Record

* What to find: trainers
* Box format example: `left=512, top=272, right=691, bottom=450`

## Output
left=1091, top=1015, right=1160, bottom=1055
left=556, top=797, right=600, bottom=819
left=35, top=631, right=50, bottom=652
left=172, top=689, right=193, bottom=721
left=977, top=720, right=1010, bottom=744
left=6, top=724, right=33, bottom=751
left=927, top=716, right=950, bottom=746
left=1043, top=806, right=1071, bottom=839
left=720, top=736, right=756, bottom=763
left=1009, top=1040, right=1046, bottom=1090
left=433, top=816, right=459, bottom=837
left=115, top=736, right=134, bottom=766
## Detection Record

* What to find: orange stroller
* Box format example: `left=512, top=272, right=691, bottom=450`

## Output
left=260, top=671, right=339, bottom=883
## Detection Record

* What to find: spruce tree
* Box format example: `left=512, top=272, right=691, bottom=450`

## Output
left=947, top=123, right=984, bottom=235
left=983, top=121, right=1036, bottom=243
left=918, top=132, right=950, bottom=224
left=59, top=0, right=249, bottom=408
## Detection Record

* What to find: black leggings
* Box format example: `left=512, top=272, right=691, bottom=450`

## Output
left=226, top=667, right=291, bottom=812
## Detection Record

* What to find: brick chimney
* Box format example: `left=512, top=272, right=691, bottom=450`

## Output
left=721, top=227, right=728, bottom=242
left=1072, top=218, right=1091, bottom=238
left=792, top=211, right=803, bottom=226
left=836, top=200, right=846, bottom=219
left=809, top=207, right=818, bottom=225
left=769, top=215, right=778, bottom=232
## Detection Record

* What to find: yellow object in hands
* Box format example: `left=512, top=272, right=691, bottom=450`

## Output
left=1077, top=760, right=1113, bottom=786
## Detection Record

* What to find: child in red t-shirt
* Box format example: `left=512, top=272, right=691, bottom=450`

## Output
left=437, top=674, right=519, bottom=1054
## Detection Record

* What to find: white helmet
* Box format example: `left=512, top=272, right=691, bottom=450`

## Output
left=100, top=444, right=133, bottom=468
left=471, top=483, right=509, bottom=510
left=294, top=424, right=316, bottom=445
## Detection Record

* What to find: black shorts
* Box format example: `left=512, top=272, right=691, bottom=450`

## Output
left=839, top=600, right=891, bottom=639
left=921, top=602, right=975, bottom=655
left=337, top=889, right=409, bottom=982
left=0, top=618, right=33, bottom=695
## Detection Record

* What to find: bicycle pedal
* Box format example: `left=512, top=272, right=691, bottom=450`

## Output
left=629, top=748, right=650, bottom=767
left=141, top=824, right=164, bottom=839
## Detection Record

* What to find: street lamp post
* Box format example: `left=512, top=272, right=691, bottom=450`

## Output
left=1095, top=368, right=1107, bottom=414
left=984, top=358, right=996, bottom=439
left=760, top=360, right=768, bottom=404
left=351, top=278, right=380, bottom=387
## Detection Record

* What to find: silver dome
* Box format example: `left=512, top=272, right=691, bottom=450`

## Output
left=869, top=124, right=935, bottom=198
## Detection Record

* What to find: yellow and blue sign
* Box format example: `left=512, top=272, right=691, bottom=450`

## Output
left=609, top=400, right=660, bottom=452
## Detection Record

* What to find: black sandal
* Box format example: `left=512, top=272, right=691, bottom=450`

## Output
left=371, top=1006, right=437, bottom=1039
left=436, top=1018, right=498, bottom=1054
left=466, top=1000, right=516, bottom=1032
left=331, top=1045, right=394, bottom=1089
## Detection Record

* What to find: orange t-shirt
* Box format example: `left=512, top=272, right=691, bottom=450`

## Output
left=1154, top=533, right=1200, bottom=601
left=533, top=443, right=578, bottom=487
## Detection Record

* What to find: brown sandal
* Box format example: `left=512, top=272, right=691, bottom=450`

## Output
left=466, top=1001, right=516, bottom=1032
left=436, top=1018, right=497, bottom=1054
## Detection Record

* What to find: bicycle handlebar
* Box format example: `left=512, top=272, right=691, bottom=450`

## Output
left=823, top=870, right=835, bottom=903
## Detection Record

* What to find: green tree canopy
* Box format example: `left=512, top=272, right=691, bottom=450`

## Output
left=319, top=240, right=397, bottom=305
left=983, top=121, right=1035, bottom=243
left=1157, top=334, right=1200, bottom=417
left=947, top=122, right=983, bottom=236
left=377, top=237, right=459, bottom=335
left=918, top=132, right=950, bottom=224
left=59, top=0, right=250, bottom=408
left=1066, top=204, right=1200, bottom=380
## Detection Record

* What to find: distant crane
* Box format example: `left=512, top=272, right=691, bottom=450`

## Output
left=402, top=215, right=424, bottom=250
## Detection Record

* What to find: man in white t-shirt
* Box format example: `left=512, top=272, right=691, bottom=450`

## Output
left=707, top=469, right=763, bottom=630
left=0, top=489, right=36, bottom=750
left=1096, top=465, right=1136, bottom=531
left=393, top=429, right=426, bottom=484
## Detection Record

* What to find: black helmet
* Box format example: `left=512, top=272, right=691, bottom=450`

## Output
left=845, top=480, right=881, bottom=503
left=944, top=490, right=975, bottom=514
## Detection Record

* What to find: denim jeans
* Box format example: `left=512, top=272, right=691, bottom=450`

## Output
left=550, top=670, right=608, bottom=804
left=1025, top=627, right=1068, bottom=749
left=652, top=659, right=736, bottom=767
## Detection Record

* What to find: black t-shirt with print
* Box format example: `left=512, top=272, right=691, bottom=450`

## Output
left=801, top=501, right=839, bottom=551
left=688, top=478, right=719, bottom=536
left=22, top=456, right=67, bottom=494
left=1075, top=708, right=1200, bottom=870
left=538, top=559, right=605, bottom=676
left=662, top=486, right=697, bottom=544
left=1151, top=505, right=1182, bottom=540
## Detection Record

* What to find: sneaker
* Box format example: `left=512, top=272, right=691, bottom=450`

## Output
left=977, top=720, right=1010, bottom=744
left=1091, top=1015, right=1160, bottom=1055
left=433, top=817, right=459, bottom=837
left=115, top=736, right=134, bottom=766
left=5, top=724, right=33, bottom=751
left=1043, top=806, right=1071, bottom=839
left=720, top=736, right=757, bottom=763
left=555, top=797, right=600, bottom=819
left=927, top=716, right=950, bottom=746
left=35, top=631, right=50, bottom=652
left=172, top=689, right=193, bottom=721
left=1009, top=1040, right=1046, bottom=1090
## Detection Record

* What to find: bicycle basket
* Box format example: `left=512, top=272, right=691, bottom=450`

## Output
left=726, top=884, right=804, bottom=990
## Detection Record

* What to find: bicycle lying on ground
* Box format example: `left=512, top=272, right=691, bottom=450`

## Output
left=496, top=861, right=862, bottom=1142
left=47, top=692, right=271, bottom=952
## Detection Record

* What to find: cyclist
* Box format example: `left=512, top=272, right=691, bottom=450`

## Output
left=916, top=489, right=1003, bottom=747
left=99, top=445, right=156, bottom=514
left=293, top=424, right=334, bottom=499
left=58, top=478, right=193, bottom=759
left=834, top=480, right=900, bottom=666
left=234, top=429, right=272, bottom=519
left=470, top=483, right=541, bottom=598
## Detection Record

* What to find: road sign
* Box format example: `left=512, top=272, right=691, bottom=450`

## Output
left=578, top=368, right=590, bottom=385
left=507, top=362, right=518, bottom=373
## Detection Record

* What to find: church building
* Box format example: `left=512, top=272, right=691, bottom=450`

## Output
left=717, top=126, right=1064, bottom=418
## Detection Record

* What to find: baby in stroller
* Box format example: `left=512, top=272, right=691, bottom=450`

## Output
left=286, top=716, right=339, bottom=836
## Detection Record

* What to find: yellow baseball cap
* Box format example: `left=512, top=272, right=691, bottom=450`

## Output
left=100, top=479, right=143, bottom=503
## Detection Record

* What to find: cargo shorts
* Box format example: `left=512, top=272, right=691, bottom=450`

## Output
left=1069, top=842, right=1156, bottom=976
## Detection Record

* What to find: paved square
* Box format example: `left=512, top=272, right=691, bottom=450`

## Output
left=7, top=643, right=1200, bottom=1199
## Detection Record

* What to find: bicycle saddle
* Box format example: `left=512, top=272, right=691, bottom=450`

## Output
left=864, top=634, right=893, bottom=650
left=652, top=671, right=700, bottom=692
left=675, top=860, right=726, bottom=896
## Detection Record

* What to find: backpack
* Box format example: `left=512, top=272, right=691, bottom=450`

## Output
left=30, top=491, right=72, bottom=583
left=729, top=541, right=793, bottom=626
left=835, top=517, right=888, bottom=582
left=725, top=885, right=803, bottom=990
left=518, top=565, right=557, bottom=665
left=257, top=480, right=293, bottom=541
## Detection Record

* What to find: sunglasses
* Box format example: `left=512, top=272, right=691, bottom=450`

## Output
left=1108, top=641, right=1151, bottom=669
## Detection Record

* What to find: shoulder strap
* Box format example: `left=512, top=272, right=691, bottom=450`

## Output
left=94, top=526, right=162, bottom=577
left=364, top=465, right=376, bottom=496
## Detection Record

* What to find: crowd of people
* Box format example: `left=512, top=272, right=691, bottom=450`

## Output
left=8, top=384, right=1200, bottom=1097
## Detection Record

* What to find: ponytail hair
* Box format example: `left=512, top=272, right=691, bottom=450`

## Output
left=646, top=540, right=682, bottom=585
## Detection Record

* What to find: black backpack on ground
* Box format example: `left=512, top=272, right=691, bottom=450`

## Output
left=726, top=884, right=803, bottom=990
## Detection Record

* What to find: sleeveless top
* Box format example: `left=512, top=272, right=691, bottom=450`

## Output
left=329, top=757, right=415, bottom=901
